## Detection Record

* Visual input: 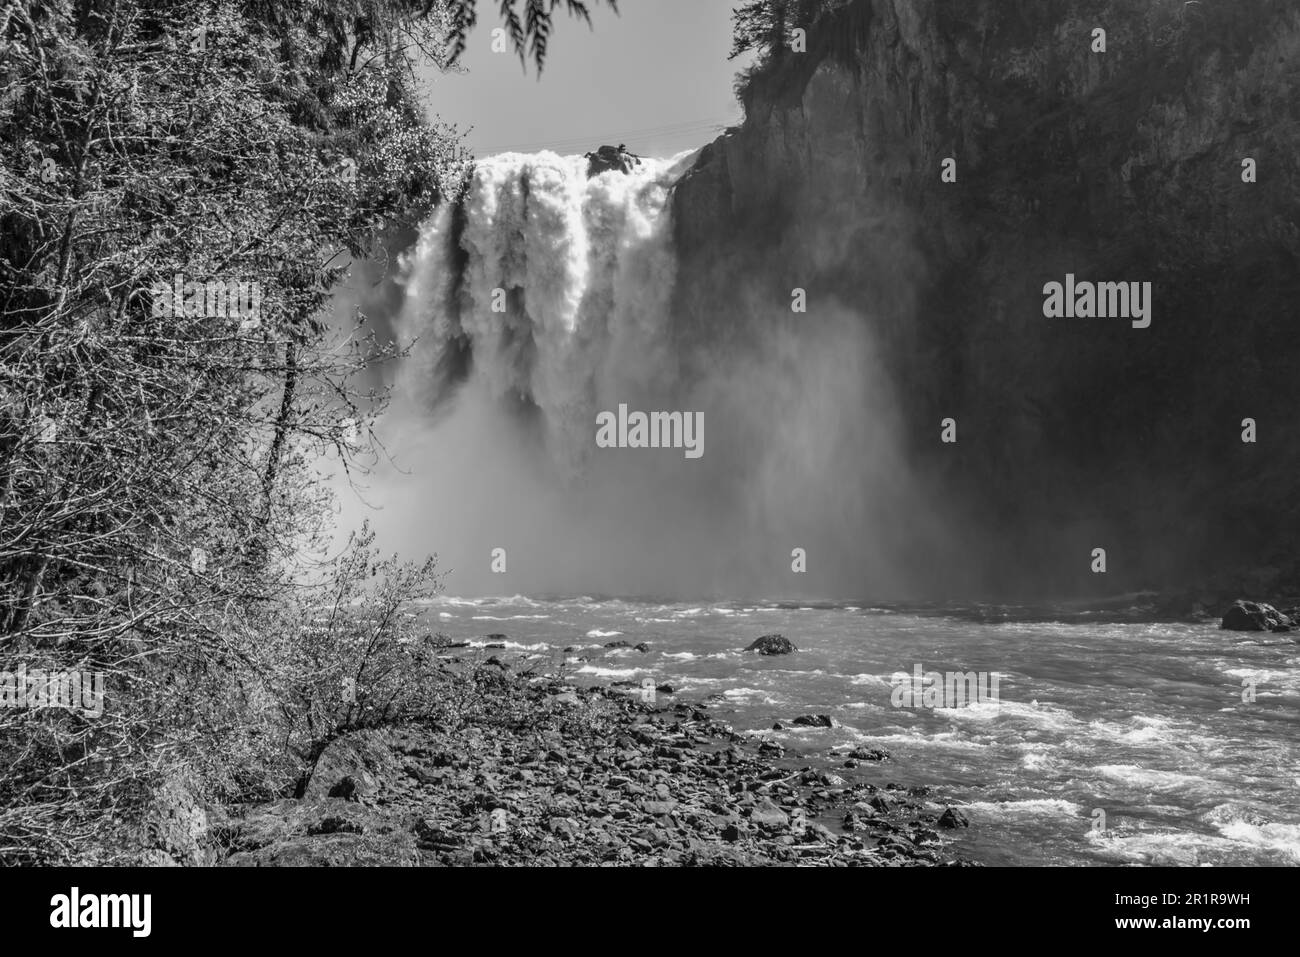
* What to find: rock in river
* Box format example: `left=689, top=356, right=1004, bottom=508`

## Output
left=745, top=633, right=797, bottom=655
left=791, top=714, right=840, bottom=728
left=1220, top=600, right=1291, bottom=632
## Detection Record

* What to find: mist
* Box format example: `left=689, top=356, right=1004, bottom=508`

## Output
left=334, top=150, right=961, bottom=600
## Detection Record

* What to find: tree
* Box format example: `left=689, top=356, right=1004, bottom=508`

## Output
left=729, top=0, right=844, bottom=60
left=0, top=0, right=612, bottom=862
left=444, top=0, right=617, bottom=72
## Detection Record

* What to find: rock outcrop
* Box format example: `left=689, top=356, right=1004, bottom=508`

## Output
left=672, top=0, right=1300, bottom=598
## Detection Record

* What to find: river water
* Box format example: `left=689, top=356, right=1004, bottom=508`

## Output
left=419, top=595, right=1300, bottom=866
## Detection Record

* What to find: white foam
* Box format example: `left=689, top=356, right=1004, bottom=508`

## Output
left=1213, top=819, right=1300, bottom=861
left=471, top=614, right=550, bottom=620
left=848, top=673, right=892, bottom=687
left=467, top=639, right=551, bottom=651
left=575, top=665, right=640, bottom=679
left=1094, top=764, right=1209, bottom=793
left=962, top=798, right=1085, bottom=820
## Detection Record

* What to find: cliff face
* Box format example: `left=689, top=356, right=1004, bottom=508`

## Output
left=672, top=0, right=1300, bottom=601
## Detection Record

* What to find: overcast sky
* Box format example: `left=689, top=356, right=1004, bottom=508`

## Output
left=418, top=0, right=751, bottom=159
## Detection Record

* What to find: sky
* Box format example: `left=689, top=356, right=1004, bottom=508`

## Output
left=417, top=0, right=751, bottom=159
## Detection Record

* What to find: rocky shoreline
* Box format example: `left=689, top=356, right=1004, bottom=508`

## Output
left=192, top=596, right=1296, bottom=866
left=215, top=650, right=974, bottom=867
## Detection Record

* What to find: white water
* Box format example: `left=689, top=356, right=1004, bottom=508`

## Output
left=399, top=150, right=691, bottom=468
left=359, top=149, right=952, bottom=598
left=423, top=596, right=1300, bottom=867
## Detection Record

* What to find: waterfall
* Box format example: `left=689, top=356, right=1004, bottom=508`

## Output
left=398, top=150, right=694, bottom=467
left=359, top=149, right=946, bottom=599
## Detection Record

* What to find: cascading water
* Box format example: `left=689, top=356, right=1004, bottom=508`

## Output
left=361, top=147, right=949, bottom=599
left=399, top=150, right=693, bottom=469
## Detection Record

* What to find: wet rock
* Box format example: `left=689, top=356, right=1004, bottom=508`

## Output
left=634, top=643, right=651, bottom=652
left=937, top=807, right=970, bottom=829
left=746, top=633, right=797, bottom=655
left=603, top=640, right=631, bottom=648
left=848, top=746, right=891, bottom=762
left=1220, top=600, right=1291, bottom=632
left=792, top=714, right=840, bottom=728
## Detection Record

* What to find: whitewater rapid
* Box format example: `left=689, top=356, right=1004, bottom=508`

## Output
left=398, top=150, right=695, bottom=465
left=421, top=596, right=1300, bottom=867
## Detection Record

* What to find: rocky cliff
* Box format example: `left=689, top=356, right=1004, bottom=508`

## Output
left=673, top=0, right=1300, bottom=602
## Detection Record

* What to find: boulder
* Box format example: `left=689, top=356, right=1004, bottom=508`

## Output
left=848, top=746, right=891, bottom=762
left=584, top=145, right=639, bottom=177
left=937, top=807, right=970, bottom=829
left=1219, top=600, right=1292, bottom=632
left=745, top=633, right=798, bottom=655
left=791, top=714, right=839, bottom=728
left=302, top=729, right=402, bottom=802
